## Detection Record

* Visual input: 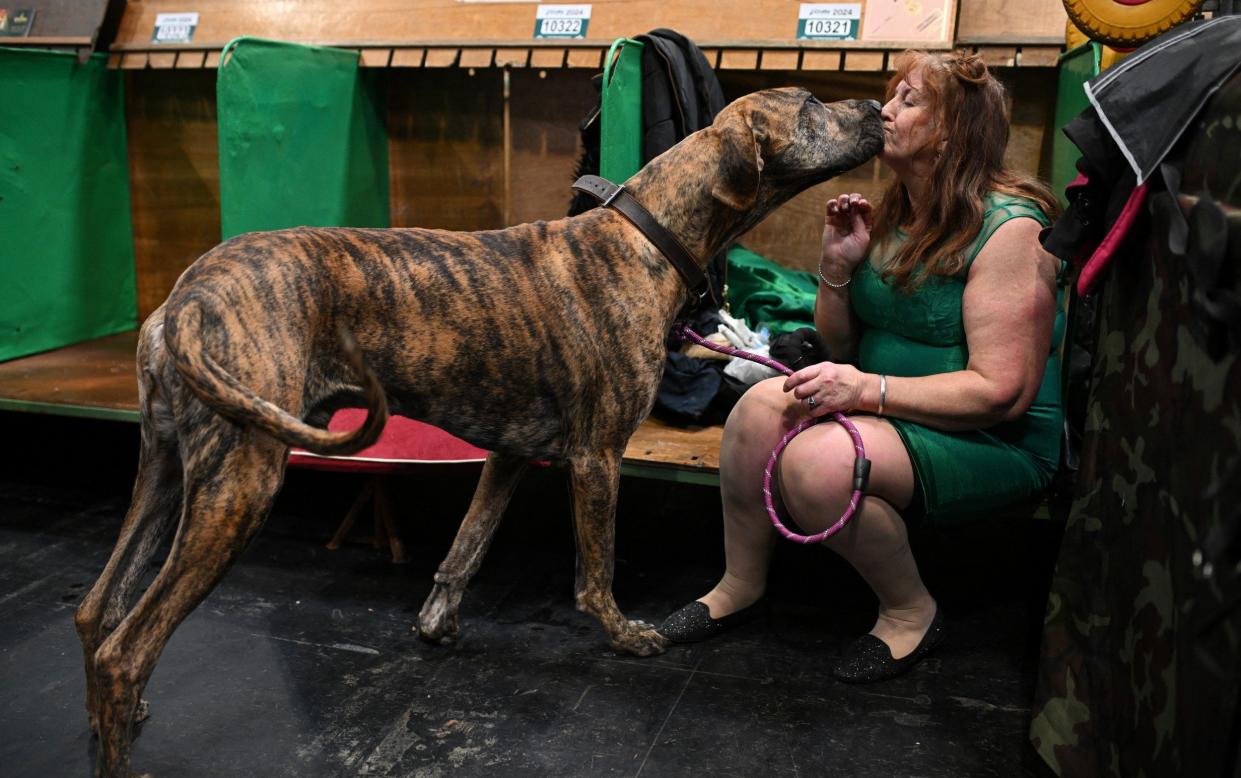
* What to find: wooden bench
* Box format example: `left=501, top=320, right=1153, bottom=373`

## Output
left=0, top=328, right=1069, bottom=525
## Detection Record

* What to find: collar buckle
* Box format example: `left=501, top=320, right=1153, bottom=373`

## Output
left=602, top=184, right=625, bottom=208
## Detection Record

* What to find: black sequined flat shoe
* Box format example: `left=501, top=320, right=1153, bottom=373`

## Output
left=831, top=607, right=946, bottom=684
left=658, top=598, right=766, bottom=644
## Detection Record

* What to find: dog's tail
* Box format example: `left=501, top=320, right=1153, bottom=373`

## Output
left=163, top=298, right=388, bottom=455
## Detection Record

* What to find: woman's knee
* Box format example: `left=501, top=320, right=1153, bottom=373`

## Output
left=777, top=427, right=856, bottom=531
left=728, top=378, right=789, bottom=423
left=722, top=379, right=791, bottom=457
left=720, top=379, right=794, bottom=501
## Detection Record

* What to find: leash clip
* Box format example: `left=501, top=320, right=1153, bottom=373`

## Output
left=602, top=184, right=625, bottom=208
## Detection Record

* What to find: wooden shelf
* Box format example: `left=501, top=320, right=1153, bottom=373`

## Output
left=0, top=335, right=723, bottom=481
left=2, top=35, right=93, bottom=45
left=110, top=43, right=1065, bottom=72
left=111, top=0, right=957, bottom=50
left=104, top=0, right=1068, bottom=70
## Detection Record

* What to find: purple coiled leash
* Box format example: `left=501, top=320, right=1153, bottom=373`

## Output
left=672, top=323, right=870, bottom=544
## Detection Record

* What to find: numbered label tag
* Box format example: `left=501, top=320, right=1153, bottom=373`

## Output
left=797, top=3, right=861, bottom=41
left=534, top=4, right=591, bottom=39
left=0, top=8, right=36, bottom=37
left=152, top=12, right=199, bottom=44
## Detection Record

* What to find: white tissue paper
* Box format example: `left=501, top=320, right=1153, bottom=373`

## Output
left=717, top=310, right=780, bottom=384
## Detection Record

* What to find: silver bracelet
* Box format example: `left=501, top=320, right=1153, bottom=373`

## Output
left=817, top=259, right=851, bottom=288
left=877, top=374, right=887, bottom=416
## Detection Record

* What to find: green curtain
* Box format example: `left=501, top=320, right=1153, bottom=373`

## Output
left=600, top=38, right=644, bottom=183
left=726, top=244, right=819, bottom=336
left=0, top=47, right=137, bottom=362
left=217, top=37, right=389, bottom=239
left=1051, top=43, right=1102, bottom=208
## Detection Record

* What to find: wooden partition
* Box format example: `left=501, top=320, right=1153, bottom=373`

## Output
left=125, top=69, right=220, bottom=320
left=110, top=0, right=961, bottom=59
left=103, top=0, right=1067, bottom=308
left=119, top=63, right=1057, bottom=319
left=0, top=0, right=110, bottom=52
left=387, top=68, right=601, bottom=232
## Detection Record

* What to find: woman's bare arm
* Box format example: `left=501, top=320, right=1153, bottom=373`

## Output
left=789, top=217, right=1059, bottom=431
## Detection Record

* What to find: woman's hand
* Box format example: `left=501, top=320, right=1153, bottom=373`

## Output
left=820, top=193, right=875, bottom=280
left=783, top=361, right=867, bottom=418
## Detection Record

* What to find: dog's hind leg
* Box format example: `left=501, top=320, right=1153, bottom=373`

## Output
left=92, top=431, right=285, bottom=778
left=418, top=453, right=528, bottom=644
left=75, top=419, right=182, bottom=737
left=567, top=450, right=669, bottom=657
left=77, top=363, right=183, bottom=737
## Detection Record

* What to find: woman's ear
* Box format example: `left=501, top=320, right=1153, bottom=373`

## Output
left=710, top=112, right=765, bottom=211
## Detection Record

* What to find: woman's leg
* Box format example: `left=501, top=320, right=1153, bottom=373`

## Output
left=779, top=417, right=935, bottom=659
left=696, top=374, right=935, bottom=658
left=696, top=378, right=789, bottom=619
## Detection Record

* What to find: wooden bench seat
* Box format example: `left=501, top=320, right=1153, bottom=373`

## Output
left=0, top=331, right=724, bottom=484
left=0, top=332, right=1066, bottom=522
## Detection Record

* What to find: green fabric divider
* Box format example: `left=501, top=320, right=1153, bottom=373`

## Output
left=217, top=37, right=389, bottom=239
left=0, top=47, right=137, bottom=363
left=726, top=244, right=819, bottom=336
left=1051, top=43, right=1101, bottom=209
left=600, top=38, right=644, bottom=183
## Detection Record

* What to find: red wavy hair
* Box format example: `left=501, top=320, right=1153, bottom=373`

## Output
left=871, top=50, right=1060, bottom=291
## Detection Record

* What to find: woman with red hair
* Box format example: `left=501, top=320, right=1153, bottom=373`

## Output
left=661, top=50, right=1064, bottom=682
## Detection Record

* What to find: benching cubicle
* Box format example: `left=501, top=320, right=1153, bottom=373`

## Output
left=0, top=0, right=1072, bottom=483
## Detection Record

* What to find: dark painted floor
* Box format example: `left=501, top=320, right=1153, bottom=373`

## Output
left=0, top=412, right=1060, bottom=777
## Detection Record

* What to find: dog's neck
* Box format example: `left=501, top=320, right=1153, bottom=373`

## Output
left=622, top=144, right=796, bottom=272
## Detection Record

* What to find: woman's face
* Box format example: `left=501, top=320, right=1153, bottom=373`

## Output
left=878, top=66, right=941, bottom=171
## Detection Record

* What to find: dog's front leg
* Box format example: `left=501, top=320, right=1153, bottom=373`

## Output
left=568, top=450, right=669, bottom=656
left=418, top=453, right=529, bottom=644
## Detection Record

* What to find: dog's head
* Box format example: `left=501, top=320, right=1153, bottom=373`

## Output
left=708, top=87, right=884, bottom=212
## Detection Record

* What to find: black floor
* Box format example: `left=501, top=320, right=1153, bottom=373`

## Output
left=0, top=412, right=1060, bottom=777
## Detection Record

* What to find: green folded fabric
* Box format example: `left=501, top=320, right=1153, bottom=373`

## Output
left=725, top=244, right=818, bottom=336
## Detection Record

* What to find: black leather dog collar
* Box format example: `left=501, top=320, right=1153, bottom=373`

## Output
left=572, top=175, right=714, bottom=306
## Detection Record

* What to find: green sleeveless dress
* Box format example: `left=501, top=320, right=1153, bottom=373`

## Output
left=849, top=193, right=1063, bottom=523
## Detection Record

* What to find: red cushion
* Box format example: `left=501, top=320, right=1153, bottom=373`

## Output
left=287, top=409, right=489, bottom=473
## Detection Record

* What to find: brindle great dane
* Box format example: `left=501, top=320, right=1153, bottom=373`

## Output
left=75, top=87, right=881, bottom=776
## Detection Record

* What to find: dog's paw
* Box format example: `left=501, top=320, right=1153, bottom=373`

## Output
left=134, top=698, right=150, bottom=724
left=612, top=623, right=670, bottom=657
left=415, top=616, right=460, bottom=646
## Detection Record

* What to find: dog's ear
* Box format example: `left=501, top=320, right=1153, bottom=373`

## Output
left=710, top=111, right=765, bottom=211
